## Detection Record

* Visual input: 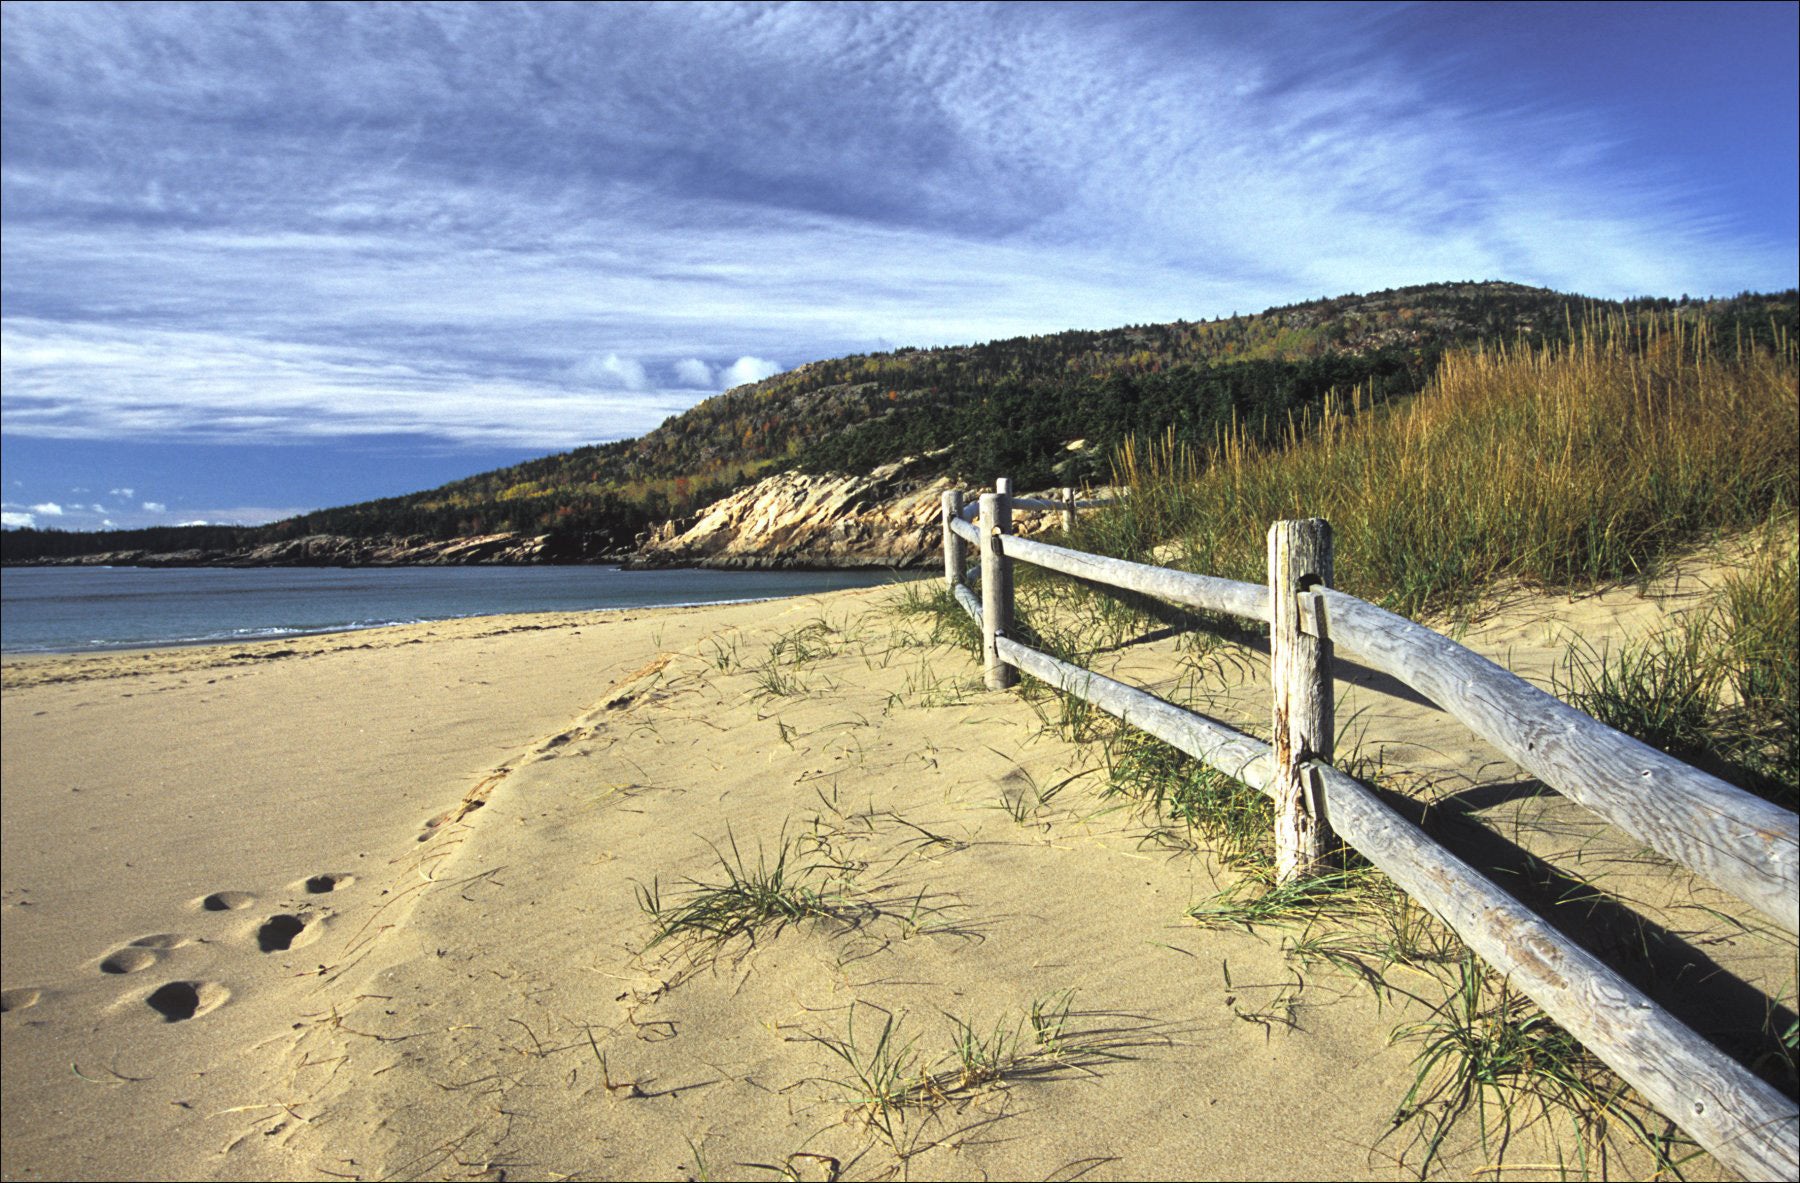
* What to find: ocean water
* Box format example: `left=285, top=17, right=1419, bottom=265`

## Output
left=0, top=565, right=912, bottom=655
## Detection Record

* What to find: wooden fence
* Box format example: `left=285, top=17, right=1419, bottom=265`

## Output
left=939, top=478, right=1799, bottom=1181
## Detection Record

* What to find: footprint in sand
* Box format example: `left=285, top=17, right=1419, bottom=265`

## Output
left=99, top=948, right=157, bottom=974
left=144, top=980, right=228, bottom=1022
left=256, top=913, right=323, bottom=953
left=301, top=872, right=354, bottom=894
left=129, top=932, right=192, bottom=949
left=1, top=987, right=44, bottom=1013
left=198, top=890, right=256, bottom=912
left=98, top=933, right=194, bottom=974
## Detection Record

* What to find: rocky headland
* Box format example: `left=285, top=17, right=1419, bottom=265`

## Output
left=26, top=458, right=1073, bottom=571
left=28, top=530, right=621, bottom=569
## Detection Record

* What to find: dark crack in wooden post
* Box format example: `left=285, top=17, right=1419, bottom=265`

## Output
left=1269, top=518, right=1334, bottom=880
left=981, top=482, right=1016, bottom=690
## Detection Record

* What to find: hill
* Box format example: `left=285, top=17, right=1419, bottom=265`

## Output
left=5, top=281, right=1795, bottom=566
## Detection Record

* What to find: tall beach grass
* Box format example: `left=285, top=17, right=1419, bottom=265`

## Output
left=1088, top=311, right=1798, bottom=619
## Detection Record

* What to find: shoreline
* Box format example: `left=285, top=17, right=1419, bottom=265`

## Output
left=0, top=593, right=873, bottom=661
left=0, top=597, right=825, bottom=688
left=2, top=565, right=922, bottom=661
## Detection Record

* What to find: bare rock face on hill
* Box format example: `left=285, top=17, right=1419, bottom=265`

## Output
left=630, top=457, right=1072, bottom=569
left=630, top=463, right=952, bottom=569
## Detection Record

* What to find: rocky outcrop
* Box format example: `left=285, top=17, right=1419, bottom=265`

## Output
left=27, top=462, right=1076, bottom=571
left=627, top=458, right=1064, bottom=570
left=36, top=531, right=625, bottom=568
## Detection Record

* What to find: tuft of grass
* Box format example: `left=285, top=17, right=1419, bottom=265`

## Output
left=703, top=633, right=741, bottom=671
left=991, top=764, right=1089, bottom=826
left=1558, top=616, right=1717, bottom=760
left=744, top=619, right=848, bottom=700
left=813, top=1005, right=924, bottom=1147
left=1556, top=523, right=1798, bottom=805
left=636, top=829, right=854, bottom=950
left=1386, top=956, right=1686, bottom=1178
left=1717, top=526, right=1799, bottom=795
left=749, top=652, right=809, bottom=699
left=887, top=580, right=981, bottom=656
left=808, top=993, right=1117, bottom=1150
left=944, top=1013, right=1015, bottom=1090
left=1187, top=865, right=1376, bottom=930
left=1102, top=729, right=1273, bottom=870
left=1028, top=990, right=1076, bottom=1055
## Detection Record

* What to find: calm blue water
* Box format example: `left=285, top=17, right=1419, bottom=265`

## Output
left=0, top=565, right=911, bottom=655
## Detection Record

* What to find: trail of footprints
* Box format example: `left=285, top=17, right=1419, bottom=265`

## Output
left=0, top=870, right=358, bottom=1024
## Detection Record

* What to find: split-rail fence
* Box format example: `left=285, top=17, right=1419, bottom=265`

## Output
left=939, top=478, right=1799, bottom=1181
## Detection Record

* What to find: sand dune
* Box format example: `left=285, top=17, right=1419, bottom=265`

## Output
left=2, top=564, right=1786, bottom=1180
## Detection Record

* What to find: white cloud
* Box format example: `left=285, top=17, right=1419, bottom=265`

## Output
left=29, top=501, right=63, bottom=515
left=90, top=503, right=107, bottom=512
left=110, top=487, right=135, bottom=497
left=567, top=353, right=649, bottom=391
left=2, top=511, right=36, bottom=529
left=141, top=500, right=166, bottom=512
left=673, top=358, right=714, bottom=388
left=720, top=356, right=781, bottom=389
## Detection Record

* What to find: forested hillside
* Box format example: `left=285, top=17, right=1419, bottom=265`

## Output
left=6, top=281, right=1794, bottom=565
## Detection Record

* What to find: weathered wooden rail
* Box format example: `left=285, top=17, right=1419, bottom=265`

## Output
left=939, top=479, right=1800, bottom=1181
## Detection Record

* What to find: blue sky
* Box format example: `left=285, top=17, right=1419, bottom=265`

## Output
left=4, top=1, right=1795, bottom=532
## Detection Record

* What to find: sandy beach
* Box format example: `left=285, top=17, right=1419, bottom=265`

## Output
left=2, top=564, right=1789, bottom=1181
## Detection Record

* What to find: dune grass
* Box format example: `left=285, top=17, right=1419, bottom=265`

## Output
left=1386, top=956, right=1689, bottom=1178
left=1082, top=311, right=1797, bottom=619
left=1556, top=523, right=1798, bottom=804
left=808, top=994, right=1118, bottom=1152
left=635, top=829, right=853, bottom=950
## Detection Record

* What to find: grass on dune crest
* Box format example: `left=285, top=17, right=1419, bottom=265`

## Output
left=1084, top=311, right=1798, bottom=619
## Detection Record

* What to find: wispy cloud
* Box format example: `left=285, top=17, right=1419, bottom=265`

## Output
left=2, top=0, right=1792, bottom=462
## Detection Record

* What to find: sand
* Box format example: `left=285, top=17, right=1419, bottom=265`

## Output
left=2, top=560, right=1790, bottom=1181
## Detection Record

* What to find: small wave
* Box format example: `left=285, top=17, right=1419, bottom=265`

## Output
left=3, top=617, right=432, bottom=656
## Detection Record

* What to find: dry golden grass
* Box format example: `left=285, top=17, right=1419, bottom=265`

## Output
left=1095, top=311, right=1798, bottom=618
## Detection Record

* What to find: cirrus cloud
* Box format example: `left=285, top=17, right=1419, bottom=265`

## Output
left=0, top=0, right=1791, bottom=490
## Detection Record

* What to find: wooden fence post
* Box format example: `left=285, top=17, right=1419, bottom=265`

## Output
left=942, top=489, right=964, bottom=589
left=1061, top=486, right=1077, bottom=533
left=1269, top=518, right=1334, bottom=881
left=980, top=483, right=1016, bottom=690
